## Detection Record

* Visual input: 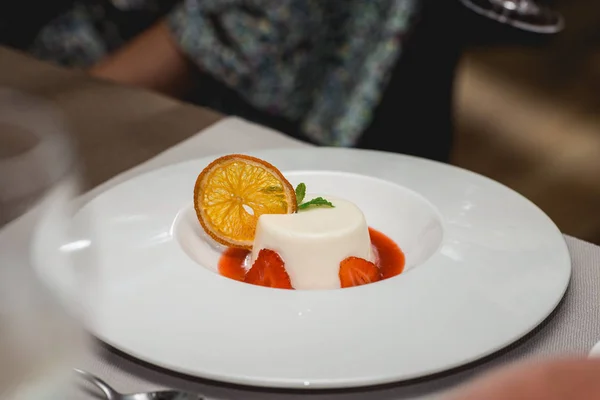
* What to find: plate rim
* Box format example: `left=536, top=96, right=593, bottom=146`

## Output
left=34, top=147, right=572, bottom=389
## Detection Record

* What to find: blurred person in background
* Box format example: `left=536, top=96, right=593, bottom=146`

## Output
left=1, top=0, right=462, bottom=162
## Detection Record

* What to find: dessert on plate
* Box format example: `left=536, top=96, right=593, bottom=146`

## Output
left=193, top=154, right=404, bottom=290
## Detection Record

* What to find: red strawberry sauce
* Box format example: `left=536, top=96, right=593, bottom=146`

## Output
left=218, top=227, right=405, bottom=287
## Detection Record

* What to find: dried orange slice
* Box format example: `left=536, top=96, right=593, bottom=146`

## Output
left=194, top=154, right=297, bottom=249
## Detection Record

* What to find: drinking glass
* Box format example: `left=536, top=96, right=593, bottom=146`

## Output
left=459, top=0, right=565, bottom=34
left=0, top=89, right=92, bottom=399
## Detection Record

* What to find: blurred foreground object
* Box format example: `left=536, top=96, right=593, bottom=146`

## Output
left=447, top=357, right=600, bottom=399
left=0, top=89, right=92, bottom=399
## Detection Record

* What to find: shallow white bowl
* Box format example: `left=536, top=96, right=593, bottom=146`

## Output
left=33, top=148, right=571, bottom=389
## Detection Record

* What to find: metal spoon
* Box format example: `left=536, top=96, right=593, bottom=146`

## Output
left=74, top=369, right=206, bottom=400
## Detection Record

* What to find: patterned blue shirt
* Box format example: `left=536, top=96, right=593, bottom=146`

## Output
left=32, top=0, right=419, bottom=146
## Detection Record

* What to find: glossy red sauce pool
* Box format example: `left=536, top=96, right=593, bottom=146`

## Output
left=218, top=227, right=405, bottom=287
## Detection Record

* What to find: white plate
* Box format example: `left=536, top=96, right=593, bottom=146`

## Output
left=590, top=341, right=600, bottom=358
left=33, top=148, right=571, bottom=389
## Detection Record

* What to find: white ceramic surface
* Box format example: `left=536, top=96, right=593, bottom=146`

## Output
left=33, top=148, right=571, bottom=389
left=590, top=340, right=600, bottom=358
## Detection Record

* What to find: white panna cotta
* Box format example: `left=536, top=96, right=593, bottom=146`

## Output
left=250, top=195, right=374, bottom=290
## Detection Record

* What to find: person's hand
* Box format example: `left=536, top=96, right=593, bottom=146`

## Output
left=88, top=20, right=191, bottom=96
left=446, top=357, right=600, bottom=400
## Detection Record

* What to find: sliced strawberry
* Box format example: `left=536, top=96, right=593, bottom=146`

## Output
left=245, top=249, right=293, bottom=289
left=339, top=257, right=381, bottom=288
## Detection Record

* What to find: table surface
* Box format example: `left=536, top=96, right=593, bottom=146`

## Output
left=1, top=47, right=599, bottom=400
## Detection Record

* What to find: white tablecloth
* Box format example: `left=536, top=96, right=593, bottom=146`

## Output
left=79, top=118, right=600, bottom=400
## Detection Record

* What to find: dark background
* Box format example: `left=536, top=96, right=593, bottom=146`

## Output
left=452, top=0, right=600, bottom=244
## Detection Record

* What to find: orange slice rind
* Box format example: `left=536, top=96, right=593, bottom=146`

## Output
left=193, top=154, right=297, bottom=249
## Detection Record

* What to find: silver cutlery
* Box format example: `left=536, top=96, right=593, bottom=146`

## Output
left=74, top=369, right=205, bottom=400
left=459, top=0, right=564, bottom=34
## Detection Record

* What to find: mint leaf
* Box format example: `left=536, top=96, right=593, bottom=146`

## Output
left=295, top=183, right=306, bottom=204
left=294, top=183, right=334, bottom=211
left=298, top=197, right=335, bottom=210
